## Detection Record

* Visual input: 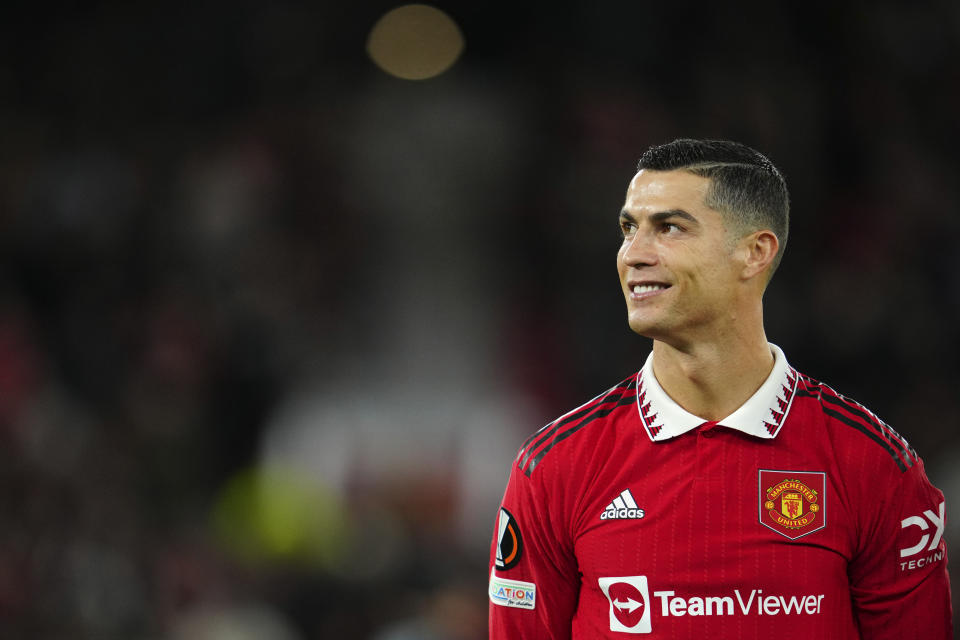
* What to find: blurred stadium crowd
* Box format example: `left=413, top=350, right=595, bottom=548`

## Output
left=0, top=2, right=958, bottom=638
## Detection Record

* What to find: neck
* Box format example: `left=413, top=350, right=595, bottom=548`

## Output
left=650, top=325, right=774, bottom=422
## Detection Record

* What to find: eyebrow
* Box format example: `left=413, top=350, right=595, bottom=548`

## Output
left=619, top=209, right=700, bottom=225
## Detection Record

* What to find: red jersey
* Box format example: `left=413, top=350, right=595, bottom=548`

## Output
left=489, top=345, right=952, bottom=639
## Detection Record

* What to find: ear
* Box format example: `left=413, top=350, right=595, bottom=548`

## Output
left=738, top=230, right=779, bottom=281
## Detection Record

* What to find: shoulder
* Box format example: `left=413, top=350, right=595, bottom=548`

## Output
left=514, top=373, right=638, bottom=478
left=791, top=371, right=919, bottom=474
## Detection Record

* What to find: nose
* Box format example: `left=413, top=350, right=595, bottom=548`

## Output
left=620, top=229, right=658, bottom=268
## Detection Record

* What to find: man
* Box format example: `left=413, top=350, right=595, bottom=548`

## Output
left=488, top=139, right=952, bottom=638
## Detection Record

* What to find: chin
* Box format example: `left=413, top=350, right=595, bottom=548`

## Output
left=626, top=314, right=660, bottom=338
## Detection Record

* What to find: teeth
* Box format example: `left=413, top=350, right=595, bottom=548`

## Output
left=633, top=284, right=666, bottom=294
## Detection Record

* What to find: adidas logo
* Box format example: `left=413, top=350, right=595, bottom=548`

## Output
left=601, top=489, right=645, bottom=520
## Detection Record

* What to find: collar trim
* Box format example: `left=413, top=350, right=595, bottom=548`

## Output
left=635, top=344, right=798, bottom=442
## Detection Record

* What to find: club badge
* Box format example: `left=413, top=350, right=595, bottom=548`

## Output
left=758, top=470, right=826, bottom=539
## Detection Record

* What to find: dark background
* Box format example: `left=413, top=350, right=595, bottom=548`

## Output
left=0, top=2, right=957, bottom=638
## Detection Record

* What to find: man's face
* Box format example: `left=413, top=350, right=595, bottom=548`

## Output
left=616, top=169, right=743, bottom=342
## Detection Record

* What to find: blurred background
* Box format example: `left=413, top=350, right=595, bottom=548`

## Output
left=0, top=1, right=958, bottom=638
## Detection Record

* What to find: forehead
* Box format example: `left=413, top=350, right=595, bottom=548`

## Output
left=623, top=169, right=713, bottom=215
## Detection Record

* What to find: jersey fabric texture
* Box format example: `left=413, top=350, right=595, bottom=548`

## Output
left=489, top=344, right=951, bottom=639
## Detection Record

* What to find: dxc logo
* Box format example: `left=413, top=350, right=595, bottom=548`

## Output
left=899, top=501, right=945, bottom=558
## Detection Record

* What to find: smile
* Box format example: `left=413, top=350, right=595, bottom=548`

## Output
left=628, top=282, right=671, bottom=301
left=632, top=284, right=669, bottom=294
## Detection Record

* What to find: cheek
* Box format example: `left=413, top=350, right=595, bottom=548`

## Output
left=695, top=263, right=738, bottom=300
left=675, top=260, right=730, bottom=301
left=693, top=243, right=735, bottom=278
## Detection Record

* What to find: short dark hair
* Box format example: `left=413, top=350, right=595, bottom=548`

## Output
left=637, top=138, right=790, bottom=276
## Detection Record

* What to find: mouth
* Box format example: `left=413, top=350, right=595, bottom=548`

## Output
left=628, top=282, right=671, bottom=300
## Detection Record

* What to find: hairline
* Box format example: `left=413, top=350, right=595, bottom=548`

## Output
left=635, top=139, right=789, bottom=280
left=638, top=165, right=761, bottom=236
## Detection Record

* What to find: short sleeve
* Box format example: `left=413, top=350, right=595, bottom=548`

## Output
left=848, top=457, right=952, bottom=639
left=489, top=458, right=580, bottom=640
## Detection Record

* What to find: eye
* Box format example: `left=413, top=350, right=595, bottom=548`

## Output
left=619, top=219, right=637, bottom=236
left=660, top=222, right=682, bottom=234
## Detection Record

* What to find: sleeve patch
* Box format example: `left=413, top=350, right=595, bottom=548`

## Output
left=489, top=570, right=536, bottom=609
left=494, top=507, right=524, bottom=570
left=898, top=501, right=946, bottom=572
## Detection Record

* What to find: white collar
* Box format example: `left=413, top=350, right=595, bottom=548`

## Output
left=635, top=343, right=799, bottom=441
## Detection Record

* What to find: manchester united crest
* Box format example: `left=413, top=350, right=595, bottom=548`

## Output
left=758, top=470, right=826, bottom=539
